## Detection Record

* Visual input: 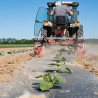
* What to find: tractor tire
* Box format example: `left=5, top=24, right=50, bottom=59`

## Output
left=77, top=25, right=83, bottom=38
left=41, top=26, right=47, bottom=38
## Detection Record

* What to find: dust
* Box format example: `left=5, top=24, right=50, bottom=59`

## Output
left=40, top=45, right=64, bottom=57
left=75, top=52, right=98, bottom=77
left=0, top=53, right=42, bottom=83
left=42, top=44, right=98, bottom=77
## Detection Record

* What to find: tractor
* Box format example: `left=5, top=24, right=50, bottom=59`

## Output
left=34, top=1, right=85, bottom=58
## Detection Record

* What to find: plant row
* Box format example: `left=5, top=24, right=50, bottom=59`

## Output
left=35, top=48, right=73, bottom=91
left=0, top=49, right=33, bottom=56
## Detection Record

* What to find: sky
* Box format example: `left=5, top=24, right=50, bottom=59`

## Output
left=0, top=0, right=98, bottom=39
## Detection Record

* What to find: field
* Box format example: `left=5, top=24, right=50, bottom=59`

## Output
left=0, top=43, right=98, bottom=98
left=0, top=47, right=33, bottom=53
left=0, top=44, right=34, bottom=48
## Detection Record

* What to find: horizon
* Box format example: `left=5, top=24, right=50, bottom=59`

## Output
left=0, top=38, right=98, bottom=40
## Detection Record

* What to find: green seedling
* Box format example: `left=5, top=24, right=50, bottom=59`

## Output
left=56, top=58, right=62, bottom=63
left=13, top=50, right=16, bottom=53
left=56, top=63, right=60, bottom=66
left=17, top=49, right=26, bottom=53
left=7, top=50, right=16, bottom=54
left=19, top=49, right=25, bottom=53
left=66, top=67, right=73, bottom=73
left=26, top=49, right=29, bottom=51
left=55, top=51, right=63, bottom=58
left=60, top=51, right=63, bottom=56
left=61, top=48, right=66, bottom=52
left=7, top=51, right=12, bottom=54
left=49, top=63, right=73, bottom=73
left=36, top=72, right=66, bottom=91
left=56, top=64, right=73, bottom=73
left=7, top=49, right=31, bottom=54
left=16, top=50, right=20, bottom=53
left=56, top=57, right=66, bottom=64
left=56, top=65, right=66, bottom=71
left=8, top=50, right=17, bottom=54
left=0, top=51, right=4, bottom=55
left=54, top=54, right=59, bottom=59
left=61, top=57, right=66, bottom=61
left=29, top=49, right=33, bottom=51
left=55, top=55, right=72, bottom=72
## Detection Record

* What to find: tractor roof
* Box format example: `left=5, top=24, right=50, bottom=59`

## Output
left=47, top=1, right=79, bottom=7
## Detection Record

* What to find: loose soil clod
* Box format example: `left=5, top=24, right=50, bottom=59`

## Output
left=93, top=92, right=98, bottom=96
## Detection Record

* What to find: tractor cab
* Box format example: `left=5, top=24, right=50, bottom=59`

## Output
left=34, top=1, right=81, bottom=38
left=47, top=1, right=79, bottom=24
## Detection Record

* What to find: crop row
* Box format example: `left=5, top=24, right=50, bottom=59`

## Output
left=35, top=48, right=73, bottom=91
left=0, top=49, right=33, bottom=56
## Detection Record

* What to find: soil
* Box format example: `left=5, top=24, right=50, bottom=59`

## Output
left=0, top=44, right=98, bottom=83
left=74, top=53, right=98, bottom=77
left=0, top=47, right=33, bottom=53
left=0, top=52, right=42, bottom=83
left=72, top=44, right=98, bottom=77
left=0, top=45, right=98, bottom=98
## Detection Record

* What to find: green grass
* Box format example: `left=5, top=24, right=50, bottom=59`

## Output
left=0, top=44, right=34, bottom=48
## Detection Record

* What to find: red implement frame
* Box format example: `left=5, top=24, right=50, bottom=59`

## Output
left=34, top=27, right=85, bottom=58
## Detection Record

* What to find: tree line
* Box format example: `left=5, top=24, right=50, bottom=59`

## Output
left=0, top=38, right=34, bottom=44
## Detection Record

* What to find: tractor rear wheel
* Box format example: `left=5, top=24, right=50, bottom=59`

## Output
left=41, top=26, right=47, bottom=38
left=77, top=25, right=83, bottom=38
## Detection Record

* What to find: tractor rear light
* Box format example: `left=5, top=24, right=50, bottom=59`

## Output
left=45, top=20, right=48, bottom=23
left=76, top=21, right=80, bottom=24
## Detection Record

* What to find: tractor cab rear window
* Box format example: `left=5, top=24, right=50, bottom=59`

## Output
left=48, top=6, right=78, bottom=23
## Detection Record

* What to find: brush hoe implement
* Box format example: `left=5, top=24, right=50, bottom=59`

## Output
left=34, top=1, right=85, bottom=58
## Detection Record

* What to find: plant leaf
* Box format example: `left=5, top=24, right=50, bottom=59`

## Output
left=44, top=76, right=48, bottom=81
left=49, top=65, right=55, bottom=67
left=66, top=68, right=73, bottom=73
left=0, top=52, right=4, bottom=55
left=60, top=65, right=66, bottom=70
left=62, top=57, right=66, bottom=61
left=39, top=80, right=53, bottom=90
left=56, top=63, right=60, bottom=66
left=35, top=75, right=43, bottom=78
left=55, top=73, right=66, bottom=83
